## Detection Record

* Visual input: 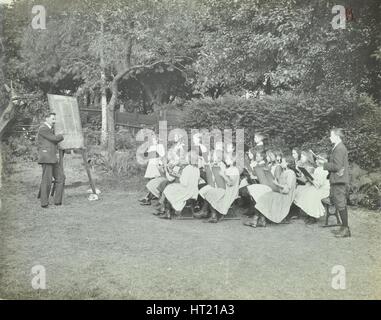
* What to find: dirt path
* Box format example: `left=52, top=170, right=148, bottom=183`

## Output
left=1, top=158, right=381, bottom=299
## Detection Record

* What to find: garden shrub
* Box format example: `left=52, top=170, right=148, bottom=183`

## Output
left=0, top=142, right=14, bottom=175
left=115, top=129, right=135, bottom=150
left=83, top=127, right=101, bottom=147
left=83, top=127, right=144, bottom=177
left=182, top=91, right=380, bottom=170
left=87, top=145, right=145, bottom=178
left=2, top=134, right=38, bottom=163
left=348, top=163, right=381, bottom=210
left=107, top=150, right=145, bottom=177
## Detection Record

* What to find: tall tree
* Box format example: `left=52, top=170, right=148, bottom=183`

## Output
left=9, top=0, right=204, bottom=153
left=194, top=0, right=381, bottom=98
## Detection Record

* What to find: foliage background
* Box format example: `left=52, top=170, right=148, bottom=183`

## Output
left=182, top=92, right=381, bottom=170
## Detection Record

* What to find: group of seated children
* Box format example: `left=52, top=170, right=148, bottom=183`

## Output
left=138, top=132, right=330, bottom=227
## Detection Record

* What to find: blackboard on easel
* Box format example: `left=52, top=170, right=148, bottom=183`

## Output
left=47, top=94, right=97, bottom=195
left=47, top=94, right=84, bottom=149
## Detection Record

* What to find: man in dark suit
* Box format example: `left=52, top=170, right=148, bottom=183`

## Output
left=37, top=113, right=65, bottom=208
left=320, top=128, right=350, bottom=238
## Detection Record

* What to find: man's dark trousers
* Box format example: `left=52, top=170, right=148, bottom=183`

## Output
left=40, top=162, right=65, bottom=206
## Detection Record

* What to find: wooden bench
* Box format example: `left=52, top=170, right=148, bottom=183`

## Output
left=321, top=197, right=342, bottom=227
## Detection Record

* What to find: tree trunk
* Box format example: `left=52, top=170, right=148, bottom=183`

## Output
left=105, top=30, right=133, bottom=154
left=0, top=142, right=2, bottom=210
left=100, top=75, right=107, bottom=146
left=0, top=88, right=18, bottom=138
left=106, top=81, right=118, bottom=154
left=99, top=17, right=108, bottom=147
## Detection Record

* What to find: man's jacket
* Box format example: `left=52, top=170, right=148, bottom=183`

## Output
left=37, top=123, right=64, bottom=164
left=324, top=142, right=349, bottom=185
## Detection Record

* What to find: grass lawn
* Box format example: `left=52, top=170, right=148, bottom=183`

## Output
left=1, top=154, right=381, bottom=299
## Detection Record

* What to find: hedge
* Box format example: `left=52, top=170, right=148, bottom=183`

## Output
left=181, top=91, right=381, bottom=170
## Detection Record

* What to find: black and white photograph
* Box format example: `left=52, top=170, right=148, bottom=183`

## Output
left=0, top=0, right=380, bottom=301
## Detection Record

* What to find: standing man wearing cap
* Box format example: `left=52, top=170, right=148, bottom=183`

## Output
left=37, top=112, right=65, bottom=208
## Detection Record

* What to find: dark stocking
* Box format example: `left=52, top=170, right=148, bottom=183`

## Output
left=339, top=208, right=348, bottom=227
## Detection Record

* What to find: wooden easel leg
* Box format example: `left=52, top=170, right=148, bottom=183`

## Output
left=58, top=149, right=65, bottom=199
left=51, top=150, right=64, bottom=196
left=50, top=181, right=56, bottom=197
left=81, top=149, right=97, bottom=194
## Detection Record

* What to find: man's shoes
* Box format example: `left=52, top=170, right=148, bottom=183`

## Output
left=54, top=203, right=62, bottom=206
left=334, top=226, right=351, bottom=238
left=41, top=205, right=49, bottom=209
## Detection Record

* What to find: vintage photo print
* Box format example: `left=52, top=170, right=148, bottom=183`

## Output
left=0, top=0, right=380, bottom=301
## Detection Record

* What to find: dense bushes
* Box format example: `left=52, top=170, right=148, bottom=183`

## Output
left=0, top=134, right=38, bottom=176
left=87, top=147, right=145, bottom=178
left=349, top=163, right=381, bottom=211
left=87, top=146, right=145, bottom=178
left=85, top=128, right=145, bottom=177
left=115, top=129, right=136, bottom=150
left=1, top=135, right=38, bottom=166
left=182, top=91, right=381, bottom=170
left=83, top=127, right=101, bottom=147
